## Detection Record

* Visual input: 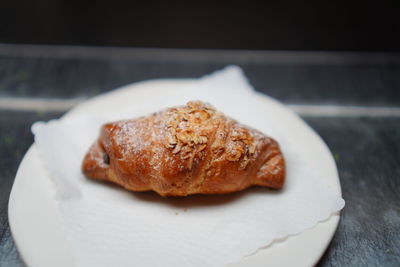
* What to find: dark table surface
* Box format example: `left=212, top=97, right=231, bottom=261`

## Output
left=0, top=44, right=399, bottom=267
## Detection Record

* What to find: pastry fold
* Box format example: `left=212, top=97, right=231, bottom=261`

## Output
left=82, top=101, right=285, bottom=196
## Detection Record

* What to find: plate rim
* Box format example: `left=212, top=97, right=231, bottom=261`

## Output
left=9, top=78, right=342, bottom=267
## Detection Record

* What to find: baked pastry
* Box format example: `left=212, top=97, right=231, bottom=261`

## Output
left=82, top=101, right=285, bottom=197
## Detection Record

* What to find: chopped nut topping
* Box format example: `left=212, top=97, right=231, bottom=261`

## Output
left=181, top=153, right=191, bottom=160
left=177, top=130, right=192, bottom=143
left=249, top=143, right=256, bottom=154
left=212, top=147, right=225, bottom=157
left=167, top=134, right=177, bottom=146
left=239, top=157, right=250, bottom=170
left=230, top=129, right=243, bottom=141
left=163, top=101, right=257, bottom=171
left=200, top=135, right=208, bottom=143
left=226, top=149, right=242, bottom=161
left=163, top=101, right=215, bottom=169
left=198, top=144, right=207, bottom=152
left=225, top=126, right=256, bottom=165
left=172, top=144, right=181, bottom=154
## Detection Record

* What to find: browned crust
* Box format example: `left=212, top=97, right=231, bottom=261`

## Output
left=82, top=101, right=285, bottom=197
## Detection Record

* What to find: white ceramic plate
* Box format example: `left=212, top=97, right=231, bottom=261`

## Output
left=9, top=79, right=342, bottom=267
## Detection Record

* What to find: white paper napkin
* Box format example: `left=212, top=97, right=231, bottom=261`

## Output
left=32, top=66, right=345, bottom=267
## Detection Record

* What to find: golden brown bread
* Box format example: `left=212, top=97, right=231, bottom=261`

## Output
left=82, top=101, right=285, bottom=197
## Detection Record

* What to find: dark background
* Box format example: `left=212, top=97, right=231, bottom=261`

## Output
left=1, top=1, right=400, bottom=266
left=0, top=0, right=399, bottom=51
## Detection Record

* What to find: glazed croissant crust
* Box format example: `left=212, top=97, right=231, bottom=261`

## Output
left=82, top=101, right=285, bottom=197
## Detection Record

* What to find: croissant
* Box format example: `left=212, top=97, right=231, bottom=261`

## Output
left=82, top=101, right=285, bottom=197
